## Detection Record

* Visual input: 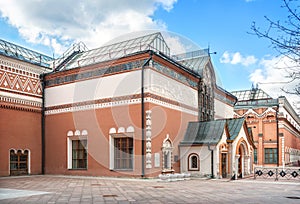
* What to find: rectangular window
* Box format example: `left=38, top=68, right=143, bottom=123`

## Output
left=72, top=140, right=87, bottom=169
left=254, top=149, right=257, bottom=164
left=264, top=148, right=277, bottom=164
left=114, top=137, right=133, bottom=170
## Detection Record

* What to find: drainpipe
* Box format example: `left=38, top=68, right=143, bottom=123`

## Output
left=208, top=144, right=214, bottom=178
left=276, top=103, right=279, bottom=167
left=141, top=51, right=153, bottom=178
left=40, top=73, right=46, bottom=175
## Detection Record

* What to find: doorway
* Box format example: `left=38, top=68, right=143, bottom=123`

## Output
left=221, top=153, right=227, bottom=178
left=238, top=146, right=243, bottom=178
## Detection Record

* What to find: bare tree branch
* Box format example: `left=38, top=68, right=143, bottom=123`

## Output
left=251, top=0, right=300, bottom=99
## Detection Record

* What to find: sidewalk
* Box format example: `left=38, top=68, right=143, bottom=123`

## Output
left=0, top=175, right=299, bottom=203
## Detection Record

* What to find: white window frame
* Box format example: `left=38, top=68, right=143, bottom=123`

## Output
left=67, top=130, right=88, bottom=170
left=188, top=153, right=199, bottom=171
left=109, top=126, right=135, bottom=170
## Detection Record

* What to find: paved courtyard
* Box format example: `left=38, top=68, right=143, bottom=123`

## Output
left=0, top=175, right=299, bottom=203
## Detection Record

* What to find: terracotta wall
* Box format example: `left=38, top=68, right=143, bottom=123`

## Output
left=45, top=102, right=196, bottom=177
left=0, top=108, right=42, bottom=176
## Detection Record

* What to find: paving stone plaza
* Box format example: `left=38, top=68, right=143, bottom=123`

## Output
left=0, top=175, right=299, bottom=203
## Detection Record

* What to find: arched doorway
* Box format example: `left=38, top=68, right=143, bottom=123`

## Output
left=235, top=139, right=249, bottom=179
left=238, top=145, right=243, bottom=178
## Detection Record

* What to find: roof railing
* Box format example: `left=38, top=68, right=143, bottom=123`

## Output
left=0, top=39, right=53, bottom=68
left=53, top=42, right=88, bottom=71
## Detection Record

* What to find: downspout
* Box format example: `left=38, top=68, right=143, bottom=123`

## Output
left=276, top=103, right=279, bottom=167
left=141, top=51, right=153, bottom=178
left=40, top=73, right=46, bottom=174
left=208, top=144, right=214, bottom=178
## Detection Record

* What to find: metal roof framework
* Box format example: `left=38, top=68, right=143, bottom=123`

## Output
left=60, top=32, right=171, bottom=70
left=232, top=88, right=273, bottom=101
left=173, top=49, right=209, bottom=70
left=0, top=39, right=53, bottom=68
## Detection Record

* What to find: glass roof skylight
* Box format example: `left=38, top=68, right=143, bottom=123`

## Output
left=173, top=49, right=210, bottom=74
left=0, top=39, right=53, bottom=68
left=232, top=88, right=272, bottom=101
left=60, top=32, right=170, bottom=70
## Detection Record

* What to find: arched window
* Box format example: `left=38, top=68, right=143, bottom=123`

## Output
left=188, top=153, right=199, bottom=171
left=10, top=149, right=29, bottom=176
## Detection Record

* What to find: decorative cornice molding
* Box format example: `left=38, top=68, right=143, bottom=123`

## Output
left=0, top=55, right=49, bottom=75
left=45, top=93, right=198, bottom=116
left=0, top=62, right=43, bottom=97
left=234, top=107, right=276, bottom=118
left=0, top=95, right=42, bottom=112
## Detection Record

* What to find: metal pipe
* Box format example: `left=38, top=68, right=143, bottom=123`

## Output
left=40, top=73, right=46, bottom=174
left=276, top=104, right=279, bottom=167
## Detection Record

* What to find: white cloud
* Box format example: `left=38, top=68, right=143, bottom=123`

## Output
left=219, top=51, right=231, bottom=63
left=0, top=0, right=177, bottom=56
left=220, top=51, right=257, bottom=66
left=249, top=55, right=300, bottom=114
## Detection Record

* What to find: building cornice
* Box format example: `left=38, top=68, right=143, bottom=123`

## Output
left=45, top=92, right=198, bottom=116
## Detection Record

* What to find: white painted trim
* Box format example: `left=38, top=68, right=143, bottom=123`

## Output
left=67, top=131, right=88, bottom=170
left=109, top=135, right=114, bottom=170
left=45, top=96, right=198, bottom=116
left=0, top=90, right=42, bottom=103
left=67, top=137, right=72, bottom=169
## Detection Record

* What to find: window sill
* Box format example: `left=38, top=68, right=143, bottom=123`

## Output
left=68, top=168, right=88, bottom=170
left=111, top=169, right=133, bottom=171
left=188, top=168, right=199, bottom=171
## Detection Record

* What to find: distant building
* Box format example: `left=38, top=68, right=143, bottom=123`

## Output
left=1, top=32, right=247, bottom=178
left=232, top=87, right=300, bottom=167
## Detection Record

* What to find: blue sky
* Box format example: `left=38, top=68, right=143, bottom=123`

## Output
left=0, top=0, right=298, bottom=111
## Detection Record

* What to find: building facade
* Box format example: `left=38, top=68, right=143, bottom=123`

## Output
left=232, top=87, right=300, bottom=167
left=1, top=32, right=251, bottom=178
left=0, top=39, right=53, bottom=176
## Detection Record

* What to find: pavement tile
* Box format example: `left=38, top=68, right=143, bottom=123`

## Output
left=0, top=175, right=300, bottom=203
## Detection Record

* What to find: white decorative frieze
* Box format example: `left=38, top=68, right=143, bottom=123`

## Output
left=45, top=95, right=198, bottom=116
left=146, top=110, right=152, bottom=168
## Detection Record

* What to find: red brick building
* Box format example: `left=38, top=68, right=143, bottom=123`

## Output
left=0, top=33, right=263, bottom=178
left=232, top=87, right=300, bottom=167
left=0, top=39, right=53, bottom=176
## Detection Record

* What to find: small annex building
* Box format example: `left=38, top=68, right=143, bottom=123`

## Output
left=180, top=118, right=255, bottom=179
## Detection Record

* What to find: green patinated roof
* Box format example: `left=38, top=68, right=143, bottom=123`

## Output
left=181, top=120, right=226, bottom=145
left=226, top=118, right=245, bottom=140
left=181, top=118, right=246, bottom=145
